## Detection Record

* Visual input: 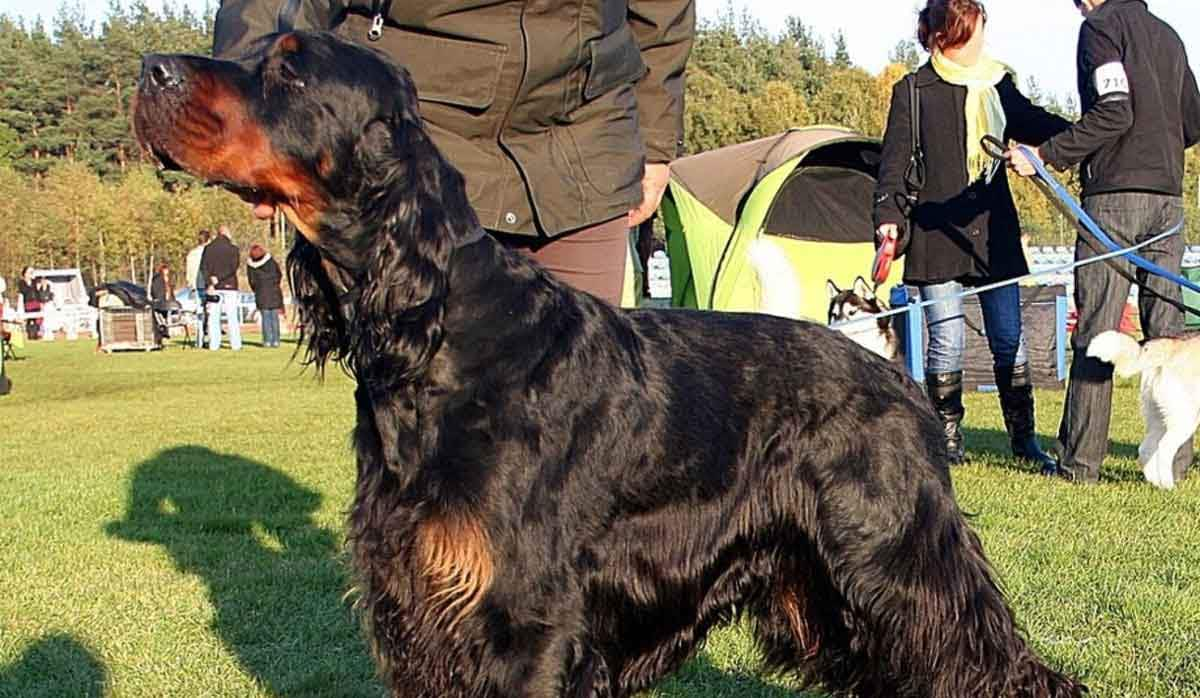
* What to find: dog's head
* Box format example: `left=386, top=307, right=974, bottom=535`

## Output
left=826, top=276, right=887, bottom=325
left=134, top=32, right=477, bottom=385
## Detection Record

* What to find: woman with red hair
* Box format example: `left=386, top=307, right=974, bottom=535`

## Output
left=874, top=0, right=1069, bottom=469
left=247, top=243, right=284, bottom=348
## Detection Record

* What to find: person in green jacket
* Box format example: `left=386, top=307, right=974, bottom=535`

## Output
left=213, top=1, right=695, bottom=305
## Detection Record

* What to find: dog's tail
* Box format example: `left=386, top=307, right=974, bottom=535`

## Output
left=1087, top=331, right=1171, bottom=378
left=748, top=237, right=802, bottom=320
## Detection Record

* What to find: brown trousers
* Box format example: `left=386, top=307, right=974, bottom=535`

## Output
left=492, top=217, right=629, bottom=305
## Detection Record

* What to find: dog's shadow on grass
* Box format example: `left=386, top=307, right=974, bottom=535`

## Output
left=963, top=426, right=1144, bottom=483
left=0, top=633, right=107, bottom=698
left=105, top=445, right=378, bottom=696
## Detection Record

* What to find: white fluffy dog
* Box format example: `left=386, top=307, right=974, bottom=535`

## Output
left=747, top=237, right=806, bottom=320
left=1087, top=330, right=1200, bottom=489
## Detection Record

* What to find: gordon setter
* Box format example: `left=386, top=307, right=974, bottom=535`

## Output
left=133, top=32, right=1085, bottom=698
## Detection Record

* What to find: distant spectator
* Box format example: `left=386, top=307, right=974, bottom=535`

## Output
left=199, top=225, right=242, bottom=351
left=246, top=243, right=284, bottom=348
left=149, top=263, right=175, bottom=307
left=186, top=229, right=213, bottom=347
left=18, top=266, right=47, bottom=340
left=0, top=274, right=8, bottom=395
left=149, top=262, right=179, bottom=346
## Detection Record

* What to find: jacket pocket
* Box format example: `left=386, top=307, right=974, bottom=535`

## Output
left=583, top=23, right=647, bottom=102
left=334, top=15, right=506, bottom=109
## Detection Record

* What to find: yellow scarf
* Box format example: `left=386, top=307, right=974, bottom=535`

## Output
left=931, top=50, right=1013, bottom=183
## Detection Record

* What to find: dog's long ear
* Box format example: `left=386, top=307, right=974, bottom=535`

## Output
left=853, top=276, right=874, bottom=301
left=827, top=280, right=840, bottom=300
left=348, top=98, right=479, bottom=391
left=288, top=234, right=352, bottom=371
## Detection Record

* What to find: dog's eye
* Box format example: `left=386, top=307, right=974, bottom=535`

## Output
left=278, top=60, right=306, bottom=89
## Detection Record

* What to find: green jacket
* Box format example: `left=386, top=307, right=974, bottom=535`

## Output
left=213, top=1, right=695, bottom=238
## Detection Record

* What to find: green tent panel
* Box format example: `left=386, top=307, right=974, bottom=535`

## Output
left=662, top=126, right=904, bottom=321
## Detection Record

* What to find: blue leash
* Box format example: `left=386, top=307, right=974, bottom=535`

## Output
left=991, top=138, right=1200, bottom=294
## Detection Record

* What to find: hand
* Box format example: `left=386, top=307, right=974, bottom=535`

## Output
left=628, top=163, right=671, bottom=228
left=1005, top=145, right=1039, bottom=177
left=876, top=223, right=899, bottom=242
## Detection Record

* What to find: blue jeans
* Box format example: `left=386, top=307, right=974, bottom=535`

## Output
left=207, top=290, right=242, bottom=351
left=916, top=281, right=1027, bottom=374
left=260, top=309, right=280, bottom=347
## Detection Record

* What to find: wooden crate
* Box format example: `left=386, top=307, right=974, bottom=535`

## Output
left=99, top=308, right=159, bottom=352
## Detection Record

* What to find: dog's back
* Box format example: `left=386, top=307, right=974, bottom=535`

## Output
left=1087, top=331, right=1196, bottom=378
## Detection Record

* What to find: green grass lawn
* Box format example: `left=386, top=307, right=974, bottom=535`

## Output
left=1, top=337, right=1198, bottom=697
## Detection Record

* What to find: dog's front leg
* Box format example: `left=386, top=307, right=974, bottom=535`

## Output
left=562, top=642, right=613, bottom=698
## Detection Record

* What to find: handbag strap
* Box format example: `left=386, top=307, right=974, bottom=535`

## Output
left=903, top=72, right=926, bottom=202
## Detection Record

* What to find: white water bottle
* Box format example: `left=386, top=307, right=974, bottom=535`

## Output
left=647, top=250, right=672, bottom=299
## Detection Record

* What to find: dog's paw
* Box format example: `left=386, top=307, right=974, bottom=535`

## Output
left=1143, top=458, right=1176, bottom=490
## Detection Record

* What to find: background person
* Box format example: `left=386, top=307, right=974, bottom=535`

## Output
left=149, top=262, right=179, bottom=346
left=213, top=0, right=695, bottom=306
left=199, top=225, right=243, bottom=351
left=874, top=0, right=1069, bottom=467
left=246, top=243, right=284, bottom=348
left=1009, top=0, right=1200, bottom=485
left=186, top=229, right=213, bottom=347
left=17, top=266, right=44, bottom=340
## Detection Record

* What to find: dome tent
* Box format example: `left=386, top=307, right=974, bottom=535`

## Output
left=660, top=127, right=903, bottom=320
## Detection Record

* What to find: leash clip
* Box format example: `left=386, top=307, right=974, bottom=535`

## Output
left=368, top=14, right=384, bottom=41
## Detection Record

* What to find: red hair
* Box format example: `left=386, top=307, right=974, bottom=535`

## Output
left=918, top=0, right=986, bottom=52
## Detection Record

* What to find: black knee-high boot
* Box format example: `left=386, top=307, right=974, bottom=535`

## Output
left=996, top=363, right=1056, bottom=472
left=926, top=371, right=965, bottom=465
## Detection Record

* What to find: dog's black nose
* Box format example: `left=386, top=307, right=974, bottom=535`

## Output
left=141, top=54, right=187, bottom=90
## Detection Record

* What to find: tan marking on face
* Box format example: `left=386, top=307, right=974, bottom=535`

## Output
left=280, top=202, right=322, bottom=244
left=148, top=67, right=328, bottom=239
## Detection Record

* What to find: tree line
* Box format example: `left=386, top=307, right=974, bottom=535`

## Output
left=1, top=1, right=1198, bottom=290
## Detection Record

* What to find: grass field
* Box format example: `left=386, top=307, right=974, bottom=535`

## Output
left=1, top=336, right=1198, bottom=697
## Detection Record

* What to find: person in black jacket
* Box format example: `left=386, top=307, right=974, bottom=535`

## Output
left=1010, top=0, right=1200, bottom=485
left=246, top=243, right=284, bottom=348
left=148, top=262, right=179, bottom=345
left=875, top=0, right=1070, bottom=467
left=17, top=266, right=46, bottom=340
left=199, top=225, right=243, bottom=351
left=149, top=263, right=175, bottom=306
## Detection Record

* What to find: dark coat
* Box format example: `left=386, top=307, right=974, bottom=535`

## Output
left=200, top=234, right=241, bottom=291
left=246, top=255, right=284, bottom=310
left=874, top=63, right=1070, bottom=285
left=1040, top=0, right=1200, bottom=197
left=149, top=272, right=175, bottom=306
left=18, top=279, right=44, bottom=309
left=213, top=0, right=695, bottom=238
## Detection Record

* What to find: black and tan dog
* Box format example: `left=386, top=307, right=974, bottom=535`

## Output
left=133, top=32, right=1084, bottom=698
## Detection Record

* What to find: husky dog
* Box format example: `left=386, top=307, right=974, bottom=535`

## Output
left=827, top=277, right=899, bottom=361
left=1088, top=331, right=1200, bottom=490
